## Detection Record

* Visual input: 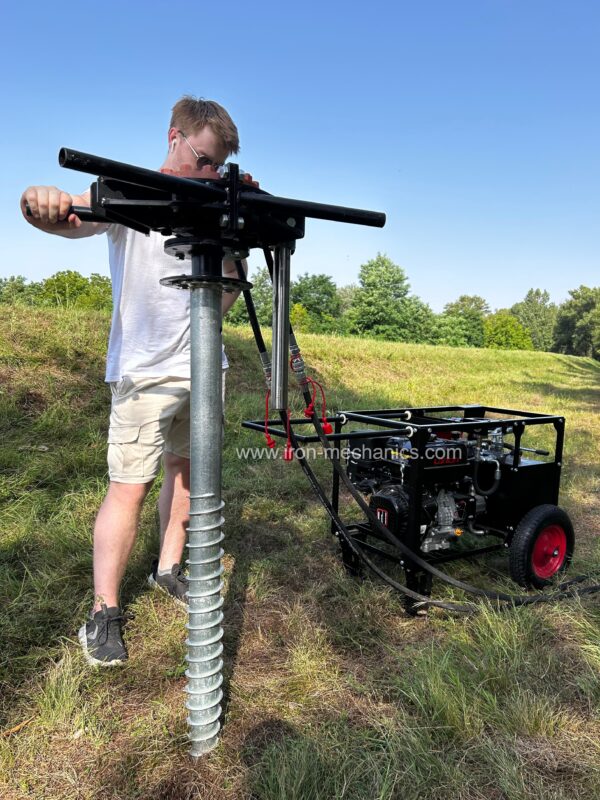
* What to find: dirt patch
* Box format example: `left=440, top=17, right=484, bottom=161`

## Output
left=16, top=389, right=47, bottom=417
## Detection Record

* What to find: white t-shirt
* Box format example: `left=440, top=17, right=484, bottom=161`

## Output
left=102, top=225, right=228, bottom=382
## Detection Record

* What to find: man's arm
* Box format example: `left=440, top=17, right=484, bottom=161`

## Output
left=20, top=187, right=109, bottom=239
left=222, top=258, right=248, bottom=315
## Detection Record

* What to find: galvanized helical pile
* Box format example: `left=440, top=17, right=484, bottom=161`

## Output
left=185, top=286, right=225, bottom=756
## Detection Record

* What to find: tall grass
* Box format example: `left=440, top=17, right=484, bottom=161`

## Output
left=0, top=306, right=599, bottom=799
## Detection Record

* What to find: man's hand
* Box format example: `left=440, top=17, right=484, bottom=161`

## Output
left=241, top=172, right=259, bottom=188
left=21, top=186, right=83, bottom=230
left=20, top=187, right=105, bottom=238
left=161, top=164, right=260, bottom=187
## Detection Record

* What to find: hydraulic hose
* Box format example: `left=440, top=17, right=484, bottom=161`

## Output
left=473, top=457, right=501, bottom=497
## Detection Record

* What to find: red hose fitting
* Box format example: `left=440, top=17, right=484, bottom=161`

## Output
left=264, top=390, right=277, bottom=448
left=304, top=402, right=315, bottom=418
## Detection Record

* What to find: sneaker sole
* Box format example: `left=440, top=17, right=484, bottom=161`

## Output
left=78, top=625, right=127, bottom=668
left=147, top=574, right=188, bottom=609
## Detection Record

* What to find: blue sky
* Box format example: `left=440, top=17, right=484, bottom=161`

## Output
left=2, top=0, right=598, bottom=311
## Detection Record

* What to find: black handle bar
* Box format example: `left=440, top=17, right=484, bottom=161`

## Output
left=238, top=191, right=385, bottom=228
left=58, top=148, right=386, bottom=229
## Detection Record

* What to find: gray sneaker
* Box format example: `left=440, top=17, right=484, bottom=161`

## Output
left=78, top=604, right=127, bottom=666
left=148, top=560, right=188, bottom=607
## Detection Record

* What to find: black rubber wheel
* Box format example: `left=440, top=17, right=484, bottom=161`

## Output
left=509, top=504, right=574, bottom=589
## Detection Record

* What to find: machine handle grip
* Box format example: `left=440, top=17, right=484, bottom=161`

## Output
left=503, top=442, right=550, bottom=456
left=25, top=202, right=106, bottom=223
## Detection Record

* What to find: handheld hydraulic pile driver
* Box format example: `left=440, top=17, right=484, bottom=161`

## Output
left=35, top=147, right=599, bottom=757
left=48, top=146, right=385, bottom=755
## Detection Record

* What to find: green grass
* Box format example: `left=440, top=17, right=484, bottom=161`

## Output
left=1, top=305, right=600, bottom=799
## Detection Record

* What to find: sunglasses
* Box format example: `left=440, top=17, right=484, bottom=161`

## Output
left=178, top=131, right=224, bottom=172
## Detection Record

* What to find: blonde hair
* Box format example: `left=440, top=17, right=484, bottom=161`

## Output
left=170, top=96, right=239, bottom=155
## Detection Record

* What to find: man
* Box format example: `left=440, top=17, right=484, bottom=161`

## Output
left=20, top=97, right=245, bottom=666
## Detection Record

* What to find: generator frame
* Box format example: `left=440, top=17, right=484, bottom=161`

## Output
left=243, top=404, right=566, bottom=598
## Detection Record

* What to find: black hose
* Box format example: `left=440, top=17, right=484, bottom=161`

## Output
left=472, top=458, right=500, bottom=497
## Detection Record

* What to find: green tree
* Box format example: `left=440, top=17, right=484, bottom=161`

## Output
left=335, top=285, right=358, bottom=334
left=289, top=302, right=311, bottom=331
left=290, top=273, right=340, bottom=320
left=445, top=295, right=490, bottom=317
left=251, top=266, right=275, bottom=326
left=77, top=273, right=112, bottom=310
left=348, top=254, right=436, bottom=342
left=224, top=291, right=249, bottom=326
left=591, top=306, right=600, bottom=357
left=553, top=285, right=600, bottom=359
left=0, top=275, right=43, bottom=305
left=443, top=294, right=489, bottom=347
left=288, top=273, right=342, bottom=333
left=433, top=313, right=472, bottom=347
left=510, top=289, right=557, bottom=351
left=400, top=296, right=437, bottom=344
left=226, top=265, right=273, bottom=327
left=39, top=270, right=90, bottom=308
left=484, top=311, right=533, bottom=350
left=349, top=253, right=411, bottom=339
left=337, top=284, right=358, bottom=315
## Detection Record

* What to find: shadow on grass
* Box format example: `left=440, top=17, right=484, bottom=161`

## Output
left=520, top=354, right=600, bottom=410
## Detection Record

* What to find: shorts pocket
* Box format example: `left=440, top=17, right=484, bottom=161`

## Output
left=107, top=425, right=144, bottom=479
left=107, top=425, right=141, bottom=444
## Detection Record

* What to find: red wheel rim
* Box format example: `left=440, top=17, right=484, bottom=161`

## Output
left=531, top=524, right=567, bottom=578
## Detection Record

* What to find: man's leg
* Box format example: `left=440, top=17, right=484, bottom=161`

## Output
left=157, top=452, right=190, bottom=570
left=93, top=480, right=153, bottom=612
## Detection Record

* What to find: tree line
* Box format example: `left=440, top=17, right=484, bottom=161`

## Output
left=2, top=257, right=599, bottom=359
left=0, top=271, right=112, bottom=310
left=227, top=254, right=599, bottom=360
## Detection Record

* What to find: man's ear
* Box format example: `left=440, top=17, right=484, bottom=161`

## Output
left=167, top=127, right=178, bottom=152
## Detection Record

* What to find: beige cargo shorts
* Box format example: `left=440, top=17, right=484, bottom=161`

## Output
left=107, top=372, right=227, bottom=484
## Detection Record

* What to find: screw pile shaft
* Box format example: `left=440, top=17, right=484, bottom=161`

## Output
left=186, top=285, right=224, bottom=756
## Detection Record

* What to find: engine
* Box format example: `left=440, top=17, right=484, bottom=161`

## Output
left=346, top=428, right=504, bottom=552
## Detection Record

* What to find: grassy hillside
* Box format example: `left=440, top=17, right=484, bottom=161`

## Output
left=1, top=306, right=599, bottom=800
